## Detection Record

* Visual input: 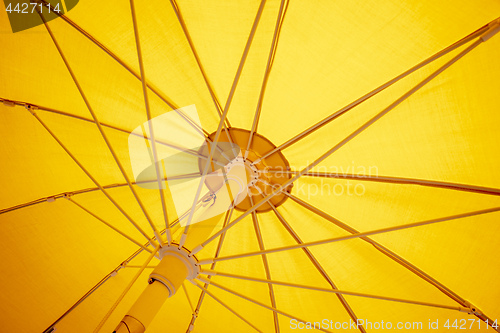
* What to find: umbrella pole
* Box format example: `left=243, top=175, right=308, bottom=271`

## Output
left=114, top=246, right=199, bottom=333
left=113, top=281, right=170, bottom=333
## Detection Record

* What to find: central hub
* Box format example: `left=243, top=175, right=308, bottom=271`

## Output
left=149, top=244, right=199, bottom=297
left=226, top=156, right=259, bottom=187
left=199, top=128, right=292, bottom=212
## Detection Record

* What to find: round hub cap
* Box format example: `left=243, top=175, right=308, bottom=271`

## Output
left=198, top=128, right=292, bottom=212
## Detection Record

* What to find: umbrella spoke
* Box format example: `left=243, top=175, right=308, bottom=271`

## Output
left=170, top=108, right=238, bottom=170
left=130, top=0, right=172, bottom=245
left=192, top=33, right=490, bottom=255
left=0, top=173, right=203, bottom=216
left=35, top=1, right=180, bottom=111
left=251, top=21, right=495, bottom=165
left=38, top=10, right=164, bottom=246
left=41, top=242, right=152, bottom=333
left=169, top=0, right=238, bottom=146
left=36, top=1, right=228, bottom=162
left=69, top=197, right=153, bottom=253
left=174, top=106, right=211, bottom=137
left=25, top=104, right=157, bottom=247
left=270, top=170, right=500, bottom=197
left=0, top=198, right=45, bottom=216
left=1, top=98, right=226, bottom=166
left=286, top=192, right=471, bottom=302
left=266, top=198, right=366, bottom=333
left=93, top=245, right=160, bottom=333
left=285, top=192, right=500, bottom=330
left=181, top=282, right=195, bottom=314
left=196, top=277, right=334, bottom=333
left=174, top=107, right=233, bottom=163
left=185, top=206, right=236, bottom=332
left=33, top=1, right=230, bottom=165
left=41, top=204, right=180, bottom=333
left=167, top=190, right=214, bottom=231
left=244, top=0, right=289, bottom=159
left=199, top=270, right=471, bottom=313
left=249, top=196, right=280, bottom=333
left=198, top=206, right=500, bottom=264
left=180, top=0, right=267, bottom=247
left=193, top=281, right=263, bottom=332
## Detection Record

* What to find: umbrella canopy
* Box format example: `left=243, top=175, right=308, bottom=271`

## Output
left=1, top=0, right=500, bottom=332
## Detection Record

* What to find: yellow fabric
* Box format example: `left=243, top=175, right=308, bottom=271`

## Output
left=1, top=0, right=500, bottom=332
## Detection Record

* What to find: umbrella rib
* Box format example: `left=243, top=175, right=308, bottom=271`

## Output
left=266, top=199, right=367, bottom=333
left=16, top=167, right=488, bottom=219
left=25, top=105, right=157, bottom=247
left=35, top=1, right=179, bottom=113
left=285, top=194, right=475, bottom=302
left=93, top=245, right=160, bottom=333
left=1, top=185, right=191, bottom=305
left=179, top=0, right=267, bottom=247
left=41, top=241, right=151, bottom=333
left=249, top=196, right=281, bottom=333
left=58, top=0, right=239, bottom=155
left=193, top=281, right=263, bottom=332
left=130, top=0, right=172, bottom=245
left=169, top=190, right=214, bottom=230
left=38, top=11, right=164, bottom=246
left=184, top=206, right=235, bottom=332
left=195, top=277, right=334, bottom=333
left=41, top=213, right=185, bottom=333
left=68, top=197, right=153, bottom=253
left=191, top=37, right=485, bottom=256
left=199, top=270, right=469, bottom=312
left=35, top=1, right=219, bottom=150
left=182, top=282, right=195, bottom=314
left=251, top=20, right=495, bottom=165
left=287, top=193, right=465, bottom=296
left=174, top=107, right=233, bottom=163
left=36, top=0, right=235, bottom=170
left=0, top=197, right=46, bottom=216
left=0, top=174, right=201, bottom=216
left=285, top=193, right=500, bottom=330
left=172, top=107, right=237, bottom=162
left=1, top=98, right=226, bottom=166
left=198, top=205, right=500, bottom=264
left=271, top=170, right=500, bottom=197
left=168, top=0, right=231, bottom=130
left=245, top=0, right=289, bottom=159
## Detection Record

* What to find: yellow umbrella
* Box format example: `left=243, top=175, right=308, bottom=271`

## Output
left=1, top=0, right=500, bottom=332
